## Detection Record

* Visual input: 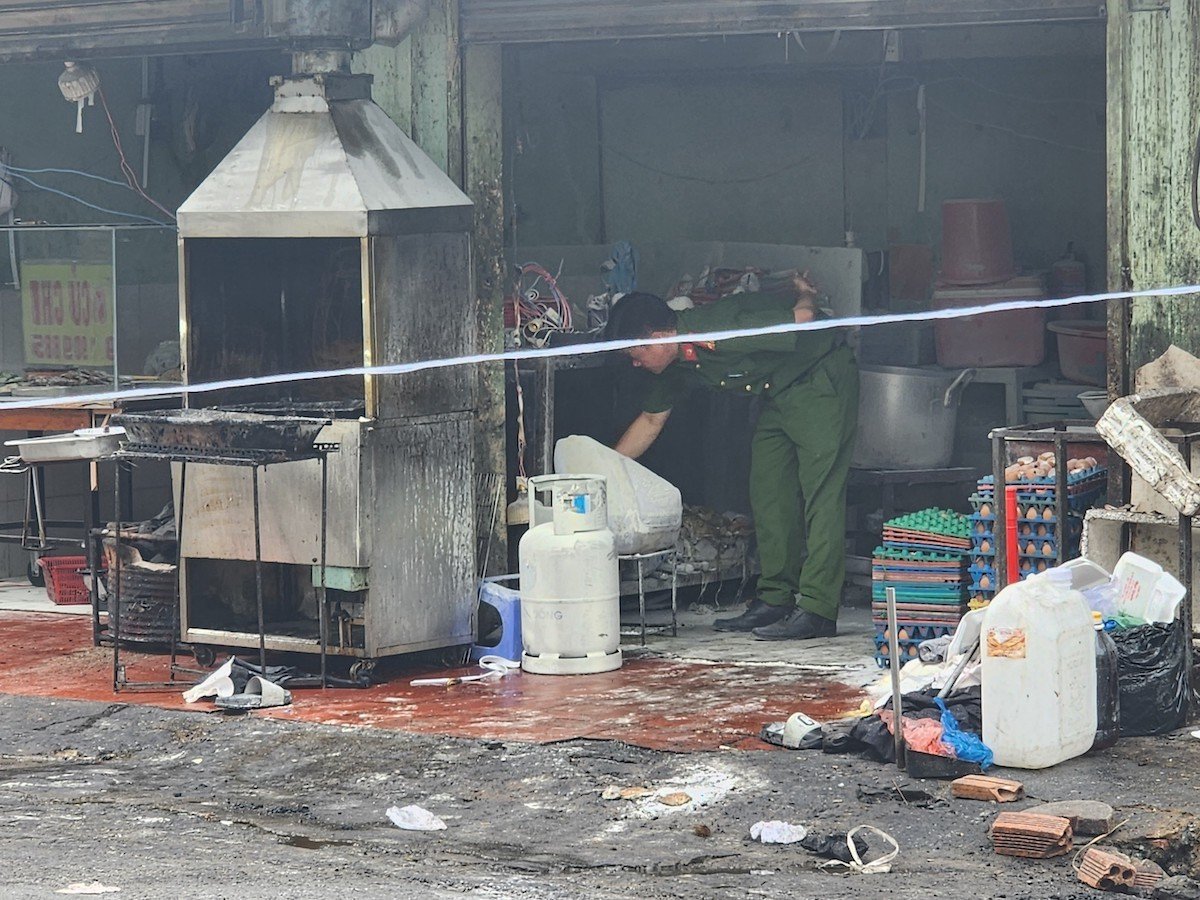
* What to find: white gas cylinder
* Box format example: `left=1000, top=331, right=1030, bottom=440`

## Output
left=518, top=474, right=622, bottom=675
left=981, top=569, right=1097, bottom=769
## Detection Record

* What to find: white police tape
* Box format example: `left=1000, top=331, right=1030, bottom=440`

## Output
left=3, top=282, right=1197, bottom=412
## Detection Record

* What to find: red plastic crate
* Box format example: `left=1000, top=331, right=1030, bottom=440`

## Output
left=38, top=556, right=91, bottom=605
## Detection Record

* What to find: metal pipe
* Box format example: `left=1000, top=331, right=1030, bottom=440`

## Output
left=1180, top=505, right=1193, bottom=719
left=886, top=586, right=904, bottom=768
left=991, top=428, right=1007, bottom=589
left=319, top=453, right=328, bottom=689
left=253, top=465, right=266, bottom=673
left=1054, top=428, right=1068, bottom=566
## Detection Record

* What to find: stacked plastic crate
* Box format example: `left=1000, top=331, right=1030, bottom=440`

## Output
left=871, top=509, right=971, bottom=669
left=967, top=457, right=1107, bottom=610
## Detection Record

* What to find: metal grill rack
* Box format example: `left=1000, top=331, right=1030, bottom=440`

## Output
left=619, top=548, right=679, bottom=646
left=108, top=436, right=339, bottom=692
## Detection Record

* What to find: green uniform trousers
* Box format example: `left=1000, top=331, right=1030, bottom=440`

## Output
left=750, top=344, right=859, bottom=620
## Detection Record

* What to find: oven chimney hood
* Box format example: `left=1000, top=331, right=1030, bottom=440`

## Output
left=177, top=53, right=471, bottom=239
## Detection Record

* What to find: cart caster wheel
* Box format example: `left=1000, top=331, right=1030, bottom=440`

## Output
left=192, top=645, right=217, bottom=668
left=349, top=660, right=377, bottom=684
left=27, top=557, right=45, bottom=588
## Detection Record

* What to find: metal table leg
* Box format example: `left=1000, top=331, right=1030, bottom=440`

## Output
left=671, top=552, right=678, bottom=638
left=319, top=454, right=328, bottom=689
left=637, top=556, right=646, bottom=647
left=112, top=462, right=122, bottom=691
left=253, top=465, right=266, bottom=673
left=169, top=462, right=186, bottom=682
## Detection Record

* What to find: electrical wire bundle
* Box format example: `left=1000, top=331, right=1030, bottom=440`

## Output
left=511, top=262, right=573, bottom=348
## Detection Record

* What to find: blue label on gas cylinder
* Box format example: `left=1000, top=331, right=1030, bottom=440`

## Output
left=571, top=494, right=590, bottom=514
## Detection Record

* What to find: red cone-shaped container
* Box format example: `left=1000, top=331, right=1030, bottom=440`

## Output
left=941, top=199, right=1015, bottom=285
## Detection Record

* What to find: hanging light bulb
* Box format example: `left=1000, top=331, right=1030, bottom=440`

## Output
left=58, top=61, right=100, bottom=134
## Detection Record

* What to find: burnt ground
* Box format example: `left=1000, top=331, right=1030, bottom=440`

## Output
left=2, top=693, right=1200, bottom=899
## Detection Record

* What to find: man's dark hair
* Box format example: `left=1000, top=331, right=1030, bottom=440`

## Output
left=604, top=292, right=677, bottom=341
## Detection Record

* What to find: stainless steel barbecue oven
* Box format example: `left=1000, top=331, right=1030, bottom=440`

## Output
left=171, top=52, right=476, bottom=668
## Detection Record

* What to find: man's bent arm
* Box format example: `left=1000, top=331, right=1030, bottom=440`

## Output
left=615, top=410, right=671, bottom=459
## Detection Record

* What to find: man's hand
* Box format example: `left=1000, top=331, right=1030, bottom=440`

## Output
left=792, top=269, right=819, bottom=299
left=615, top=410, right=671, bottom=459
left=792, top=270, right=820, bottom=323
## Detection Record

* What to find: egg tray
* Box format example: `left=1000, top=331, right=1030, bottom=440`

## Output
left=873, top=620, right=962, bottom=642
left=882, top=508, right=971, bottom=540
left=973, top=486, right=1105, bottom=507
left=970, top=520, right=1081, bottom=542
left=872, top=637, right=930, bottom=669
left=873, top=572, right=967, bottom=588
left=978, top=465, right=1106, bottom=488
left=969, top=538, right=1081, bottom=563
left=871, top=585, right=966, bottom=604
left=873, top=546, right=967, bottom=563
left=970, top=492, right=1103, bottom=517
left=871, top=601, right=968, bottom=618
left=883, top=532, right=974, bottom=554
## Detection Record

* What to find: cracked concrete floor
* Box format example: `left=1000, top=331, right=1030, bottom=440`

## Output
left=3, top=693, right=1200, bottom=899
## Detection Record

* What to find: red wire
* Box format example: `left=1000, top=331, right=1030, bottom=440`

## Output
left=96, top=86, right=176, bottom=222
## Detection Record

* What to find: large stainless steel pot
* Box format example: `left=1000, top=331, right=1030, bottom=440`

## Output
left=852, top=365, right=974, bottom=470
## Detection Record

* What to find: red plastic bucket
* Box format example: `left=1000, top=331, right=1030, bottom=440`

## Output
left=941, top=199, right=1015, bottom=285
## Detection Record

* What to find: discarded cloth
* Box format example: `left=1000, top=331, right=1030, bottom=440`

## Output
left=387, top=805, right=447, bottom=831
left=876, top=711, right=953, bottom=758
left=213, top=675, right=291, bottom=711
left=935, top=697, right=993, bottom=770
left=801, top=831, right=864, bottom=864
left=183, top=656, right=365, bottom=703
left=818, top=825, right=900, bottom=875
left=820, top=687, right=984, bottom=764
left=918, top=634, right=954, bottom=663
left=750, top=821, right=808, bottom=844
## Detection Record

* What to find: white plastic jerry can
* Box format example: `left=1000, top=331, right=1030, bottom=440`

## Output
left=981, top=569, right=1097, bottom=769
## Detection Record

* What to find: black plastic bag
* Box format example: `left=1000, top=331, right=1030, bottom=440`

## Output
left=1112, top=620, right=1190, bottom=736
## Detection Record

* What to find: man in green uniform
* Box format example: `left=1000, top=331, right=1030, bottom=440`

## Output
left=609, top=283, right=858, bottom=640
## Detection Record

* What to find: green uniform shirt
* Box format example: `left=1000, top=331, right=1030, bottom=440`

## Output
left=641, top=292, right=843, bottom=413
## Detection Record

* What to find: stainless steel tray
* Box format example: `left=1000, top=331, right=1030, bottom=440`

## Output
left=5, top=427, right=125, bottom=463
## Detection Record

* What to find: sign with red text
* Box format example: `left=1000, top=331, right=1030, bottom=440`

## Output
left=21, top=261, right=114, bottom=366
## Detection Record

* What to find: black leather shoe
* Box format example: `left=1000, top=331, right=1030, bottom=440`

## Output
left=753, top=609, right=837, bottom=641
left=712, top=599, right=793, bottom=632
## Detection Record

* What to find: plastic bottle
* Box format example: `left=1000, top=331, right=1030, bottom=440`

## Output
left=981, top=568, right=1097, bottom=768
left=1092, top=625, right=1120, bottom=751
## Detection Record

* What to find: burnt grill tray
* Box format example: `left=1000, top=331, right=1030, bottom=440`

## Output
left=114, top=410, right=330, bottom=458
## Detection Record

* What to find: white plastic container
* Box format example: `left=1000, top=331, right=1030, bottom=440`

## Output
left=1113, top=552, right=1186, bottom=624
left=518, top=474, right=622, bottom=675
left=981, top=569, right=1097, bottom=769
left=553, top=435, right=681, bottom=555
